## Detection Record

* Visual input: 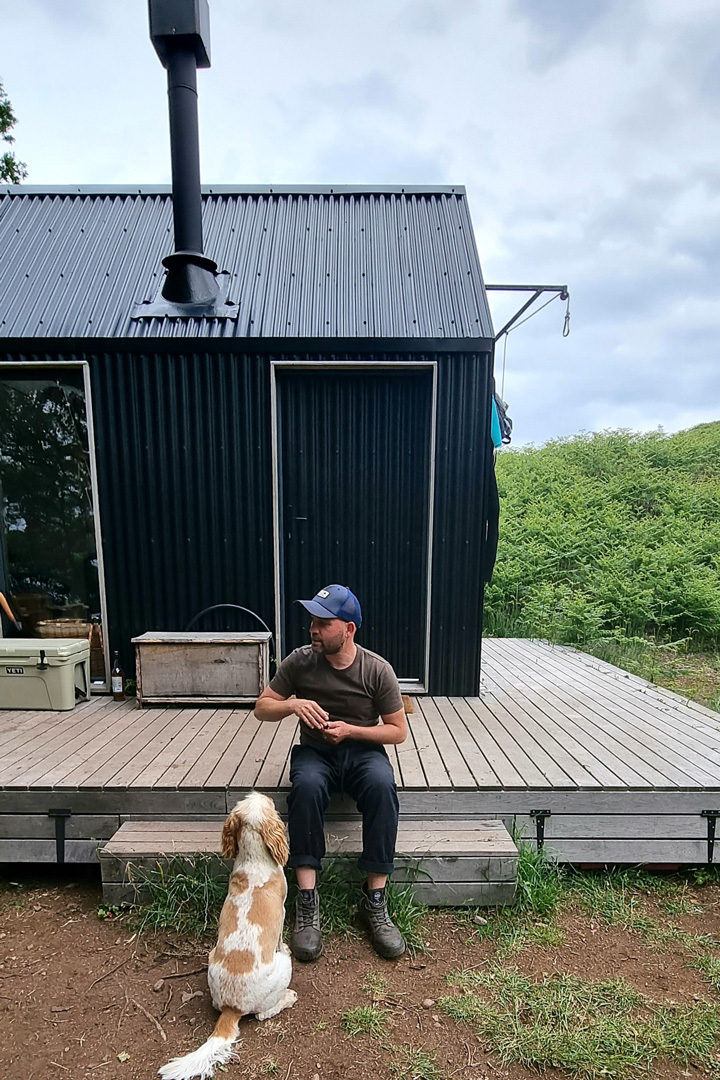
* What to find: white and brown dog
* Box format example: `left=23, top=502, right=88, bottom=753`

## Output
left=158, top=792, right=297, bottom=1080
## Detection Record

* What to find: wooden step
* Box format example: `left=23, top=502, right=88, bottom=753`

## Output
left=99, top=818, right=518, bottom=908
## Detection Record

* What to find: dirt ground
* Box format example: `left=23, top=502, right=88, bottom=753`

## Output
left=2, top=866, right=720, bottom=1080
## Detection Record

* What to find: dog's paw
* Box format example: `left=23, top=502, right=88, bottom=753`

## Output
left=280, top=941, right=291, bottom=956
left=286, top=989, right=298, bottom=1007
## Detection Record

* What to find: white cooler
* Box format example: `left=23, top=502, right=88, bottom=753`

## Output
left=0, top=638, right=91, bottom=710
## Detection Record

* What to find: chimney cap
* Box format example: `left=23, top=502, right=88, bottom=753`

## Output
left=149, top=0, right=211, bottom=68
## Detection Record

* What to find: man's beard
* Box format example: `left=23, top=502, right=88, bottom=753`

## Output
left=311, top=632, right=345, bottom=655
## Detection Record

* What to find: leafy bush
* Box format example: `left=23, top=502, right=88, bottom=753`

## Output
left=485, top=423, right=720, bottom=647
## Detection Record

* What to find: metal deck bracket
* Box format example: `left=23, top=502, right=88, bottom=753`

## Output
left=702, top=810, right=720, bottom=865
left=48, top=809, right=72, bottom=865
left=530, top=808, right=551, bottom=850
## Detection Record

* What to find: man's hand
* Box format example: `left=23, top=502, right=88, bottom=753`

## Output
left=292, top=698, right=329, bottom=731
left=322, top=720, right=350, bottom=745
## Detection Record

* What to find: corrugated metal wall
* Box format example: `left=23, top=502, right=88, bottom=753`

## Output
left=3, top=344, right=492, bottom=694
left=89, top=349, right=275, bottom=669
left=428, top=352, right=493, bottom=693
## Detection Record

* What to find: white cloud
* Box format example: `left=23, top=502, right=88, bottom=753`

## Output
left=0, top=0, right=718, bottom=445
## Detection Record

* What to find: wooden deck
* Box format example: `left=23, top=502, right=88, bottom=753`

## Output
left=2, top=638, right=720, bottom=866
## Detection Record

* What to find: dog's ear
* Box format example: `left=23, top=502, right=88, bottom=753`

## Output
left=260, top=811, right=289, bottom=867
left=221, top=810, right=243, bottom=859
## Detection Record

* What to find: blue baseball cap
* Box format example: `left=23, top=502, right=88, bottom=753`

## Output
left=297, top=584, right=362, bottom=628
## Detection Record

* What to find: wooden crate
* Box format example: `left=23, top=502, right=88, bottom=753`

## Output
left=132, top=631, right=271, bottom=706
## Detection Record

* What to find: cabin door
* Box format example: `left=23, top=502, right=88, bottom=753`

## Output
left=273, top=362, right=436, bottom=688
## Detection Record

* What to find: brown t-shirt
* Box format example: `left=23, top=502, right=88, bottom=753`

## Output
left=269, top=644, right=403, bottom=747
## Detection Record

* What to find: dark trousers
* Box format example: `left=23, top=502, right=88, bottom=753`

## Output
left=287, top=741, right=399, bottom=875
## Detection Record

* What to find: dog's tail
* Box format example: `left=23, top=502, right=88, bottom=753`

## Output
left=158, top=1007, right=242, bottom=1080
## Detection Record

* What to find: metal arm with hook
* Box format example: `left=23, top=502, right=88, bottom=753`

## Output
left=486, top=284, right=571, bottom=342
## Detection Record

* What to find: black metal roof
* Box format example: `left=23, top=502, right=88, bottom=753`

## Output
left=0, top=185, right=493, bottom=342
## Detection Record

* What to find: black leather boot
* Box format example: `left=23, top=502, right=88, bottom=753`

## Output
left=290, top=888, right=323, bottom=962
left=358, top=883, right=406, bottom=959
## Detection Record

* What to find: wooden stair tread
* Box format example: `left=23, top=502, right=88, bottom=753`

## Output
left=102, top=817, right=518, bottom=859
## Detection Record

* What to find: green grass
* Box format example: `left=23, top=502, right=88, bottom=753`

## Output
left=128, top=856, right=227, bottom=936
left=439, top=963, right=720, bottom=1079
left=512, top=839, right=565, bottom=916
left=693, top=954, right=720, bottom=993
left=385, top=876, right=428, bottom=953
left=388, top=1044, right=445, bottom=1080
left=695, top=866, right=720, bottom=886
left=361, top=971, right=389, bottom=998
left=563, top=868, right=662, bottom=933
left=341, top=1004, right=389, bottom=1039
left=659, top=884, right=705, bottom=917
left=476, top=913, right=565, bottom=955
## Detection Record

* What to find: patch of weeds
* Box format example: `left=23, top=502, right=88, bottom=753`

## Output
left=565, top=868, right=659, bottom=932
left=311, top=1020, right=328, bottom=1032
left=694, top=865, right=720, bottom=886
left=260, top=1060, right=280, bottom=1077
left=662, top=930, right=720, bottom=992
left=128, top=856, right=227, bottom=937
left=389, top=1043, right=445, bottom=1080
left=456, top=908, right=564, bottom=956
left=692, top=954, right=720, bottom=993
left=513, top=839, right=565, bottom=916
left=361, top=970, right=389, bottom=999
left=315, top=864, right=358, bottom=937
left=660, top=884, right=705, bottom=917
left=386, top=876, right=428, bottom=953
left=439, top=963, right=720, bottom=1079
left=97, top=903, right=125, bottom=921
left=0, top=881, right=26, bottom=910
left=341, top=1004, right=389, bottom=1039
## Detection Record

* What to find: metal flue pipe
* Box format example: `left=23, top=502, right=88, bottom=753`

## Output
left=165, top=44, right=204, bottom=257
left=148, top=0, right=219, bottom=306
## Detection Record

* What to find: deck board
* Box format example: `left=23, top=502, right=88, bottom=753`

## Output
left=415, top=698, right=476, bottom=788
left=4, top=639, right=720, bottom=865
left=81, top=707, right=188, bottom=788
left=486, top=641, right=720, bottom=786
left=510, top=639, right=720, bottom=767
left=0, top=695, right=111, bottom=763
left=482, top=652, right=651, bottom=788
left=483, top=643, right=692, bottom=784
left=180, top=710, right=245, bottom=788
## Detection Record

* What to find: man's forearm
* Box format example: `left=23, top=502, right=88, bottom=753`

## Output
left=343, top=722, right=407, bottom=746
left=254, top=697, right=296, bottom=722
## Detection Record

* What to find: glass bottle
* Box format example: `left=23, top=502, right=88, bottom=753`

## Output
left=111, top=651, right=125, bottom=701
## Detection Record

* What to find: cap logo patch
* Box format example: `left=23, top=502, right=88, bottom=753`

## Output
left=317, top=589, right=330, bottom=598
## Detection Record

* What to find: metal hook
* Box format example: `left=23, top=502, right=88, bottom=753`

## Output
left=562, top=294, right=571, bottom=338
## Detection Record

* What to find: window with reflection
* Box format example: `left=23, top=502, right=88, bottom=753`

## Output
left=0, top=366, right=106, bottom=684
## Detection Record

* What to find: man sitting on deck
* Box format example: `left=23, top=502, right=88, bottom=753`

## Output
left=254, top=584, right=408, bottom=961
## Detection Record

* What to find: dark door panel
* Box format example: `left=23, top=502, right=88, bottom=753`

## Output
left=277, top=366, right=433, bottom=681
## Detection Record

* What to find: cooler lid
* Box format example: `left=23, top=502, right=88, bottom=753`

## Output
left=0, top=637, right=91, bottom=660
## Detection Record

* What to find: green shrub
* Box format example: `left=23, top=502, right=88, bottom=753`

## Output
left=485, top=423, right=720, bottom=648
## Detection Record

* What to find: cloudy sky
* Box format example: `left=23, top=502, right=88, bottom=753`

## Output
left=1, top=0, right=718, bottom=445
